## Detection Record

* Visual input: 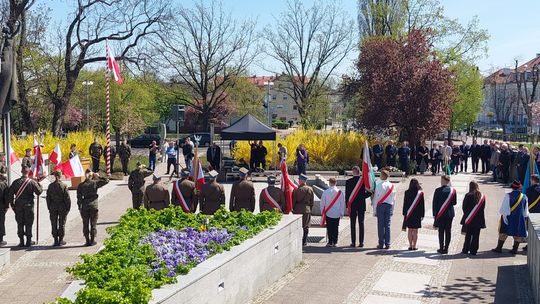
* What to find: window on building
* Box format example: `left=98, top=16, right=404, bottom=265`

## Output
left=272, top=95, right=277, bottom=100
left=272, top=114, right=278, bottom=119
left=293, top=105, right=298, bottom=110
left=283, top=95, right=288, bottom=100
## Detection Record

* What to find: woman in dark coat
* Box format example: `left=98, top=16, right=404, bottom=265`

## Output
left=460, top=181, right=486, bottom=255
left=402, top=178, right=425, bottom=250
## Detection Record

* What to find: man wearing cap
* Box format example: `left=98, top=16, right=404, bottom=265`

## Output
left=372, top=170, right=396, bottom=249
left=432, top=175, right=457, bottom=254
left=21, top=148, right=32, bottom=169
left=118, top=139, right=132, bottom=176
left=200, top=170, right=225, bottom=215
left=230, top=167, right=256, bottom=212
left=292, top=174, right=314, bottom=246
left=259, top=175, right=286, bottom=212
left=128, top=162, right=153, bottom=209
left=144, top=175, right=170, bottom=211
left=77, top=170, right=109, bottom=246
left=47, top=171, right=71, bottom=246
left=346, top=166, right=371, bottom=247
left=320, top=177, right=345, bottom=247
left=89, top=137, right=103, bottom=173
left=492, top=180, right=529, bottom=254
left=7, top=166, right=43, bottom=247
left=0, top=166, right=9, bottom=246
left=172, top=170, right=198, bottom=212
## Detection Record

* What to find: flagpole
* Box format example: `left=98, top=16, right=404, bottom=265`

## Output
left=105, top=41, right=111, bottom=176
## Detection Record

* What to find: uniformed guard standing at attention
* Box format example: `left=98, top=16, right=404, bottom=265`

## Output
left=128, top=162, right=153, bottom=209
left=77, top=169, right=109, bottom=246
left=8, top=166, right=43, bottom=247
left=200, top=170, right=225, bottom=215
left=172, top=170, right=197, bottom=213
left=47, top=171, right=71, bottom=246
left=0, top=166, right=9, bottom=246
left=143, top=175, right=170, bottom=211
left=230, top=167, right=256, bottom=212
left=89, top=137, right=103, bottom=173
left=21, top=148, right=32, bottom=169
left=118, top=139, right=132, bottom=176
left=292, top=174, right=314, bottom=246
left=259, top=175, right=286, bottom=212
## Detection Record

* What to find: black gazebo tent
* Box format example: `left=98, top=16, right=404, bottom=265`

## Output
left=220, top=114, right=276, bottom=140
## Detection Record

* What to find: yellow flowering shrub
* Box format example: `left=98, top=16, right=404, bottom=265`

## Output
left=233, top=130, right=373, bottom=168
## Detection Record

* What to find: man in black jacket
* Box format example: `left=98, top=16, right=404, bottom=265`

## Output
left=206, top=143, right=222, bottom=171
left=470, top=140, right=481, bottom=173
left=480, top=140, right=491, bottom=174
left=516, top=144, right=529, bottom=183
left=346, top=166, right=372, bottom=247
left=432, top=175, right=457, bottom=254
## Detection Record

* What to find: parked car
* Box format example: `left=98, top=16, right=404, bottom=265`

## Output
left=178, top=133, right=212, bottom=147
left=128, top=134, right=162, bottom=148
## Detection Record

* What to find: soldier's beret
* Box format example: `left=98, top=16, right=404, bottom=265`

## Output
left=299, top=174, right=308, bottom=181
left=239, top=167, right=249, bottom=176
left=208, top=170, right=218, bottom=178
left=180, top=170, right=190, bottom=177
left=152, top=174, right=162, bottom=182
left=267, top=175, right=276, bottom=184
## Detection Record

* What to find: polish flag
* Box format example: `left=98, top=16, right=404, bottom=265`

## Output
left=191, top=158, right=205, bottom=191
left=49, top=143, right=62, bottom=166
left=106, top=41, right=123, bottom=85
left=56, top=155, right=85, bottom=179
left=31, top=139, right=44, bottom=177
left=362, top=140, right=376, bottom=191
left=280, top=160, right=297, bottom=214
left=9, top=145, right=18, bottom=164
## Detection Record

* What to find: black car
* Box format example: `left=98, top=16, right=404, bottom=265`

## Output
left=178, top=133, right=212, bottom=147
left=128, top=134, right=162, bottom=148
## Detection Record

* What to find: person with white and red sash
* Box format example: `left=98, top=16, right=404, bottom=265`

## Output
left=171, top=170, right=198, bottom=213
left=459, top=181, right=485, bottom=255
left=292, top=174, right=314, bottom=246
left=320, top=178, right=345, bottom=247
left=402, top=178, right=424, bottom=250
left=346, top=166, right=371, bottom=247
left=371, top=170, right=396, bottom=249
left=259, top=176, right=286, bottom=212
left=492, top=180, right=529, bottom=254
left=432, top=175, right=457, bottom=254
left=7, top=166, right=43, bottom=247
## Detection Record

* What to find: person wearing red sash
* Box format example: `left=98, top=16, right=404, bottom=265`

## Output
left=402, top=178, right=424, bottom=250
left=460, top=181, right=485, bottom=255
left=292, top=174, right=314, bottom=246
left=346, top=166, right=371, bottom=247
left=432, top=175, right=457, bottom=254
left=171, top=170, right=198, bottom=212
left=320, top=178, right=345, bottom=247
left=372, top=170, right=396, bottom=249
left=259, top=176, right=286, bottom=212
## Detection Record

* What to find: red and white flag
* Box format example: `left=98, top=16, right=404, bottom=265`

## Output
left=9, top=145, right=18, bottom=165
left=49, top=143, right=62, bottom=166
left=191, top=158, right=205, bottom=191
left=106, top=41, right=123, bottom=85
left=56, top=155, right=85, bottom=179
left=280, top=160, right=297, bottom=214
left=30, top=139, right=44, bottom=177
left=362, top=140, right=376, bottom=191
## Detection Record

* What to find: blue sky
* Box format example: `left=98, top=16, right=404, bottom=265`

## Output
left=44, top=0, right=540, bottom=76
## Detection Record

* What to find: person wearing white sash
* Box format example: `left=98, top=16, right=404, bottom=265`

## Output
left=259, top=175, right=286, bottom=212
left=372, top=170, right=396, bottom=249
left=460, top=181, right=486, bottom=255
left=171, top=170, right=197, bottom=213
left=402, top=178, right=424, bottom=250
left=320, top=178, right=345, bottom=247
left=432, top=175, right=457, bottom=254
left=346, top=166, right=371, bottom=248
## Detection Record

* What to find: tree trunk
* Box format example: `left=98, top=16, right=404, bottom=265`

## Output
left=15, top=9, right=36, bottom=132
left=51, top=74, right=78, bottom=136
left=447, top=129, right=452, bottom=141
left=200, top=107, right=211, bottom=132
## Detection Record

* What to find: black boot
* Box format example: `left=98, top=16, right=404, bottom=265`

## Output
left=85, top=235, right=91, bottom=246
left=25, top=237, right=32, bottom=247
left=53, top=236, right=59, bottom=246
left=510, top=241, right=519, bottom=254
left=491, top=240, right=504, bottom=253
left=18, top=237, right=24, bottom=247
left=0, top=235, right=6, bottom=246
left=90, top=235, right=97, bottom=246
left=58, top=237, right=66, bottom=246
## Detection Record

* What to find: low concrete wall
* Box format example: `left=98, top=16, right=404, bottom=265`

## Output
left=0, top=248, right=9, bottom=272
left=151, top=214, right=303, bottom=304
left=528, top=214, right=540, bottom=304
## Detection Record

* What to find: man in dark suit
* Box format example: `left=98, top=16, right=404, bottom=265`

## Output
left=515, top=144, right=529, bottom=183
left=385, top=140, right=397, bottom=167
left=470, top=140, right=480, bottom=173
left=480, top=140, right=491, bottom=174
left=459, top=141, right=470, bottom=172
left=206, top=142, right=222, bottom=171
left=432, top=175, right=457, bottom=254
left=346, top=166, right=372, bottom=247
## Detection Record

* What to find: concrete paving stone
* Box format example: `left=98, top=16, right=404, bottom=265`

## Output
left=393, top=250, right=441, bottom=266
left=361, top=294, right=422, bottom=304
left=372, top=271, right=431, bottom=296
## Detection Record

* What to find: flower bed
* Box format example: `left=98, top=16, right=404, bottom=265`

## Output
left=55, top=207, right=281, bottom=304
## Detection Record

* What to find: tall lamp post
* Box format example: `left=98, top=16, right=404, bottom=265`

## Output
left=82, top=80, right=94, bottom=130
left=263, top=81, right=274, bottom=126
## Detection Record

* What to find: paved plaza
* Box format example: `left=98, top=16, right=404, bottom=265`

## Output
left=0, top=160, right=533, bottom=304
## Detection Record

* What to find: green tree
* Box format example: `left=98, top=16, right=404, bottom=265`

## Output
left=226, top=77, right=265, bottom=122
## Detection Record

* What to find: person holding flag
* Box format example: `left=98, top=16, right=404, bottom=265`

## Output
left=21, top=148, right=32, bottom=169
left=171, top=170, right=197, bottom=213
left=292, top=174, right=314, bottom=246
left=432, top=175, right=457, bottom=254
left=320, top=178, right=345, bottom=247
left=492, top=180, right=529, bottom=254
left=402, top=178, right=424, bottom=251
left=460, top=181, right=486, bottom=255
left=346, top=166, right=371, bottom=248
left=372, top=169, right=396, bottom=249
left=259, top=175, right=286, bottom=212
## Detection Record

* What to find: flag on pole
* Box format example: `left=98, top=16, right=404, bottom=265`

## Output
left=106, top=41, right=123, bottom=85
left=280, top=160, right=297, bottom=213
left=31, top=139, right=44, bottom=177
left=9, top=145, right=18, bottom=165
left=362, top=140, right=376, bottom=191
left=56, top=155, right=85, bottom=179
left=191, top=158, right=205, bottom=190
left=49, top=143, right=62, bottom=166
left=522, top=157, right=539, bottom=194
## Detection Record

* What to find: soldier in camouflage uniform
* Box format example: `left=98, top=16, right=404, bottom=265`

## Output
left=118, top=139, right=132, bottom=176
left=89, top=138, right=103, bottom=173
left=0, top=166, right=9, bottom=246
left=21, top=148, right=32, bottom=169
left=77, top=169, right=109, bottom=246
left=8, top=166, right=43, bottom=247
left=128, top=162, right=153, bottom=209
left=47, top=171, right=71, bottom=246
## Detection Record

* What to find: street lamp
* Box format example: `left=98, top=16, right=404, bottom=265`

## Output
left=82, top=80, right=94, bottom=130
left=263, top=80, right=274, bottom=126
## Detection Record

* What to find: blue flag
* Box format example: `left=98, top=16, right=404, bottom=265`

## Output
left=522, top=158, right=540, bottom=193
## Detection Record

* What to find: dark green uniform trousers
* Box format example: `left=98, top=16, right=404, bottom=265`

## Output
left=81, top=207, right=98, bottom=239
left=15, top=204, right=34, bottom=238
left=49, top=209, right=68, bottom=238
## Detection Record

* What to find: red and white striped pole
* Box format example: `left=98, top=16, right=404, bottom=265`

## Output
left=105, top=41, right=111, bottom=176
